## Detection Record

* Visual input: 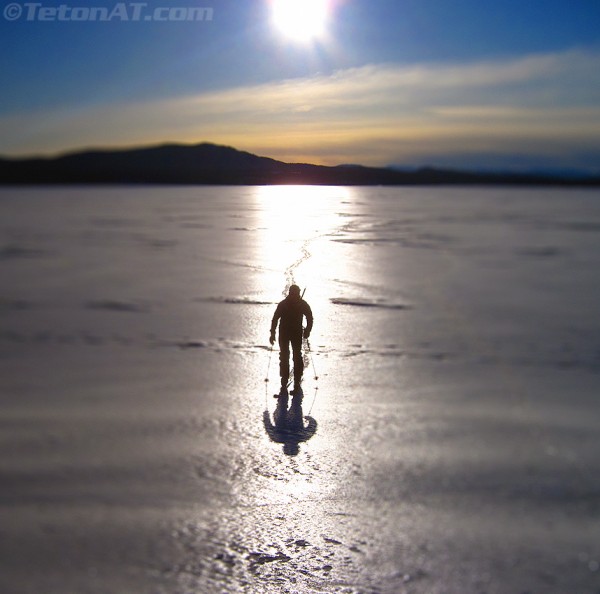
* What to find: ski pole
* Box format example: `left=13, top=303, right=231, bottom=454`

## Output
left=307, top=385, right=319, bottom=416
left=265, top=343, right=273, bottom=383
left=307, top=340, right=319, bottom=381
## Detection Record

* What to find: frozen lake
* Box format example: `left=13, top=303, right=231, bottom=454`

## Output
left=1, top=185, right=600, bottom=593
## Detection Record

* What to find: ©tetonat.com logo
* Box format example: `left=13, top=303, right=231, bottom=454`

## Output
left=3, top=2, right=214, bottom=23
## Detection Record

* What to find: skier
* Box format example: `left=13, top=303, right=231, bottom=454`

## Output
left=269, top=285, right=313, bottom=396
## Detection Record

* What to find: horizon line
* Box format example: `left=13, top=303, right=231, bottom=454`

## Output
left=1, top=139, right=598, bottom=179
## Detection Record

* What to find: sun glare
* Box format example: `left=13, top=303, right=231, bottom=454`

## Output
left=272, top=0, right=329, bottom=43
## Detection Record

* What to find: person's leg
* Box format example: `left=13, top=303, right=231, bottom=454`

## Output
left=278, top=333, right=290, bottom=389
left=291, top=334, right=303, bottom=388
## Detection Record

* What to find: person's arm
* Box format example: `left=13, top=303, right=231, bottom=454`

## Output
left=270, top=304, right=281, bottom=343
left=303, top=302, right=313, bottom=337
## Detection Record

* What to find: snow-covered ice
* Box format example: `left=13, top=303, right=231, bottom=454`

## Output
left=1, top=185, right=600, bottom=593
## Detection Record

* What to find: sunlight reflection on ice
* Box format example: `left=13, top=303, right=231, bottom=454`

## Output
left=240, top=186, right=358, bottom=506
left=251, top=185, right=354, bottom=296
left=189, top=185, right=410, bottom=592
left=250, top=185, right=360, bottom=356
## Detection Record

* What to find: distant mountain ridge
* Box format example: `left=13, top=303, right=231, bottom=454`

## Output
left=1, top=142, right=598, bottom=186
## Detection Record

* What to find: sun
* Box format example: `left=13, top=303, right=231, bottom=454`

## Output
left=272, top=0, right=329, bottom=43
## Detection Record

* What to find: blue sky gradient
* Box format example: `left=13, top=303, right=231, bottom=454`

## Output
left=1, top=0, right=599, bottom=171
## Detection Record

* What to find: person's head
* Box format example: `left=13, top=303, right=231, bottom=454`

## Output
left=288, top=285, right=301, bottom=300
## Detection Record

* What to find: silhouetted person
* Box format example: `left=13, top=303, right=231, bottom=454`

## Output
left=270, top=285, right=313, bottom=396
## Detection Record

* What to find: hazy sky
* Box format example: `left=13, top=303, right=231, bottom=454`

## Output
left=1, top=0, right=599, bottom=171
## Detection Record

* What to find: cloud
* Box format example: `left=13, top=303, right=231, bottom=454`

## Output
left=2, top=48, right=600, bottom=170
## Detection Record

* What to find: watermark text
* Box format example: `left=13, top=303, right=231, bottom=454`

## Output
left=3, top=3, right=214, bottom=22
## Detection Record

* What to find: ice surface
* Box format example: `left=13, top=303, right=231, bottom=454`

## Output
left=1, top=185, right=600, bottom=593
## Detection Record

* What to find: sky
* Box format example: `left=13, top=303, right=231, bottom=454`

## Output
left=1, top=0, right=599, bottom=172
